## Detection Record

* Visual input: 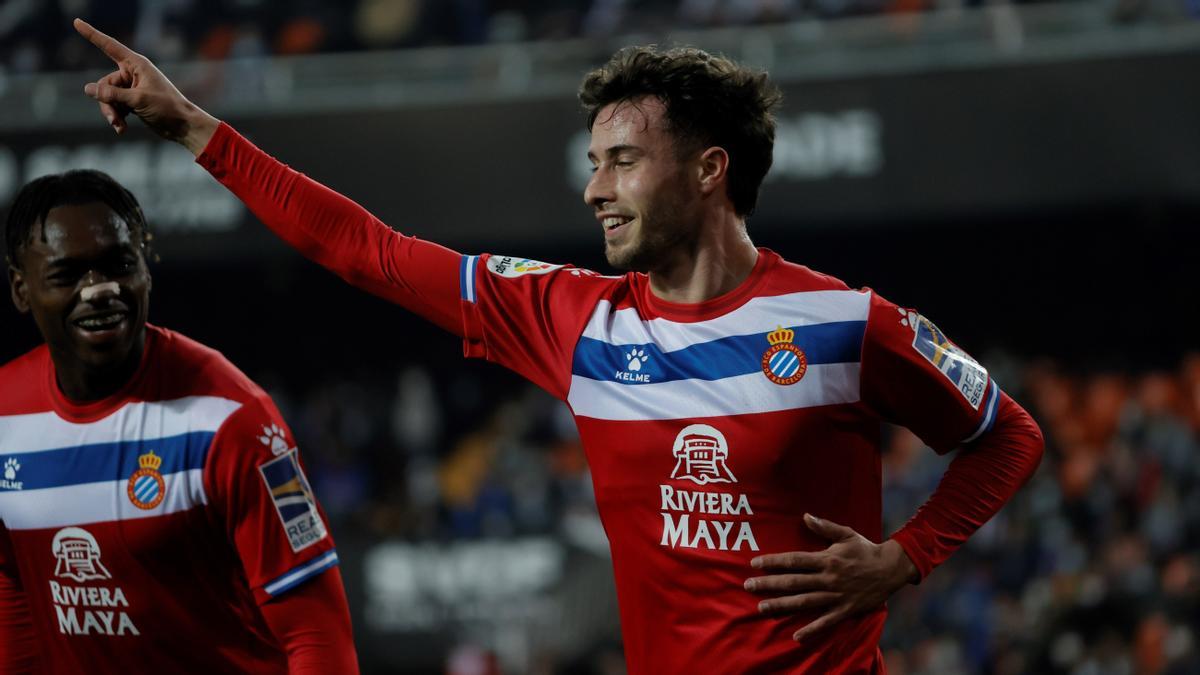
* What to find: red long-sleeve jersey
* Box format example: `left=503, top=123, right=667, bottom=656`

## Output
left=0, top=326, right=358, bottom=674
left=196, top=122, right=1043, bottom=674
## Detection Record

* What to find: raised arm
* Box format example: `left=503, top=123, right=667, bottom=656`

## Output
left=74, top=19, right=464, bottom=335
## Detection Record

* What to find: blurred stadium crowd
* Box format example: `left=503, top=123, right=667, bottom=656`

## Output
left=881, top=355, right=1200, bottom=675
left=2, top=2, right=1197, bottom=674
left=254, top=348, right=1200, bottom=673
left=3, top=0, right=1198, bottom=75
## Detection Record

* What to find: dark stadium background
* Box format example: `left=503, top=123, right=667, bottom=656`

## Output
left=2, top=2, right=1199, bottom=674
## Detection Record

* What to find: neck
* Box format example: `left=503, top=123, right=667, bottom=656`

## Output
left=53, top=332, right=146, bottom=403
left=647, top=209, right=759, bottom=304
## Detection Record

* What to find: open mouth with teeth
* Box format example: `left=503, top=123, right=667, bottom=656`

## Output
left=604, top=216, right=634, bottom=237
left=71, top=311, right=129, bottom=340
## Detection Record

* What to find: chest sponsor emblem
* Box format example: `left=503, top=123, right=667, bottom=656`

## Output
left=761, top=326, right=807, bottom=386
left=127, top=451, right=165, bottom=510
left=670, top=424, right=737, bottom=485
left=660, top=424, right=759, bottom=552
left=52, top=527, right=112, bottom=582
left=259, top=449, right=328, bottom=553
left=49, top=527, right=141, bottom=636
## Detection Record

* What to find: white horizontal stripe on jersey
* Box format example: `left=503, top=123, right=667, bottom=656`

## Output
left=0, top=396, right=242, bottom=456
left=568, top=362, right=861, bottom=421
left=580, top=290, right=871, bottom=353
left=0, top=468, right=207, bottom=531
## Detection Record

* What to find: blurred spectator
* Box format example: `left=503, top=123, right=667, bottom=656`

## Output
left=7, top=0, right=1195, bottom=76
left=882, top=354, right=1200, bottom=674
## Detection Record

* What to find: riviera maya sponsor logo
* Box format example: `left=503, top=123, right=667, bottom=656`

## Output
left=670, top=424, right=737, bottom=485
left=1, top=457, right=23, bottom=490
left=659, top=424, right=759, bottom=552
left=761, top=325, right=807, bottom=386
left=52, top=527, right=112, bottom=583
left=127, top=451, right=166, bottom=510
left=49, top=527, right=139, bottom=636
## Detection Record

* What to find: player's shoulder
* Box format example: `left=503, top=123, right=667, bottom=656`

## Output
left=468, top=253, right=627, bottom=313
left=148, top=325, right=270, bottom=408
left=0, top=344, right=52, bottom=414
left=476, top=253, right=622, bottom=285
left=151, top=327, right=290, bottom=467
left=764, top=249, right=855, bottom=293
left=0, top=342, right=50, bottom=380
left=767, top=254, right=919, bottom=332
left=754, top=250, right=876, bottom=327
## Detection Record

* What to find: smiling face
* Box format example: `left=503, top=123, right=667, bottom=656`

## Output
left=9, top=202, right=150, bottom=380
left=584, top=97, right=704, bottom=272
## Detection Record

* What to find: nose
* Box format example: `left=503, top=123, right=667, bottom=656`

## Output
left=584, top=165, right=614, bottom=209
left=79, top=272, right=119, bottom=303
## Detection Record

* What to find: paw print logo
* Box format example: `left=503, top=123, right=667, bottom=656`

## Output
left=899, top=309, right=921, bottom=330
left=3, top=458, right=19, bottom=481
left=625, top=349, right=649, bottom=372
left=258, top=424, right=290, bottom=456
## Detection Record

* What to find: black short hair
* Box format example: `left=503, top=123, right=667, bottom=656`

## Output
left=579, top=45, right=783, bottom=217
left=4, top=169, right=150, bottom=268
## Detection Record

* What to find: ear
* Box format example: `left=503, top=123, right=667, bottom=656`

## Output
left=8, top=264, right=30, bottom=314
left=696, top=146, right=730, bottom=198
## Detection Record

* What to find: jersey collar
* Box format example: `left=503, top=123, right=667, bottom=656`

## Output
left=638, top=247, right=777, bottom=323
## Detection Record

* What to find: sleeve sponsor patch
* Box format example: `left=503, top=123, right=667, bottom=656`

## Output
left=258, top=449, right=328, bottom=553
left=906, top=311, right=989, bottom=410
left=485, top=255, right=564, bottom=278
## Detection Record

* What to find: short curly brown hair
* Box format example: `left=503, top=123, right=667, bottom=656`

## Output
left=579, top=45, right=783, bottom=217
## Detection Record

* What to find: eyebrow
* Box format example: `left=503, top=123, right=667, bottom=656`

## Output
left=43, top=245, right=137, bottom=271
left=587, top=144, right=643, bottom=162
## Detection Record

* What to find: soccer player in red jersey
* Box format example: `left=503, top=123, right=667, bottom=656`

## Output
left=0, top=170, right=359, bottom=673
left=75, top=19, right=1044, bottom=673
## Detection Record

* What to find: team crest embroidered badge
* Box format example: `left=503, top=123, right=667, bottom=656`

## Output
left=127, top=451, right=166, bottom=510
left=760, top=326, right=807, bottom=385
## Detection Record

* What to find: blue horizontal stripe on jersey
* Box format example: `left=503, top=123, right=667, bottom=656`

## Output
left=264, top=550, right=340, bottom=597
left=0, top=431, right=214, bottom=491
left=572, top=320, right=867, bottom=384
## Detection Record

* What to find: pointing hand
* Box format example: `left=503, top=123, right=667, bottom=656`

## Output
left=74, top=18, right=219, bottom=156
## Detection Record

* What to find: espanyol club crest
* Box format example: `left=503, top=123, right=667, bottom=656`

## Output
left=127, top=451, right=166, bottom=510
left=760, top=325, right=807, bottom=386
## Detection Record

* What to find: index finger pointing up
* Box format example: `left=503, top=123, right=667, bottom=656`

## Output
left=73, top=18, right=135, bottom=63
